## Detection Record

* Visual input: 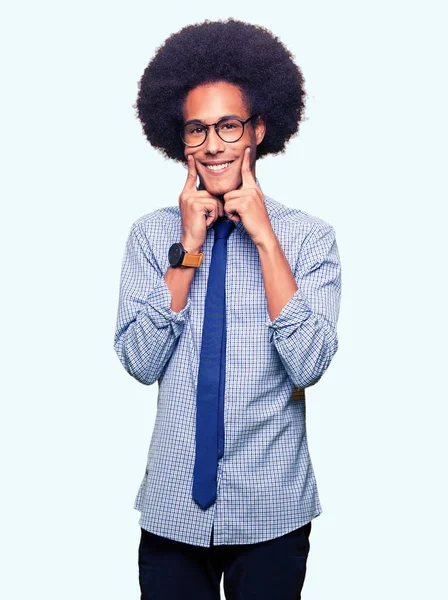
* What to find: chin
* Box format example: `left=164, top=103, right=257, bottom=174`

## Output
left=202, top=176, right=241, bottom=196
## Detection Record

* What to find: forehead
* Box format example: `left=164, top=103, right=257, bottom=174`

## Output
left=183, top=81, right=248, bottom=122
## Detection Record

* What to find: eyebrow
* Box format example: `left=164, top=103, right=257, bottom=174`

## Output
left=183, top=114, right=244, bottom=126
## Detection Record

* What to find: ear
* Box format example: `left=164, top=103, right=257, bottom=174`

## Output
left=253, top=116, right=266, bottom=146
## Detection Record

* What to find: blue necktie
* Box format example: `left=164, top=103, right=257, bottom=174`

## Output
left=192, top=216, right=235, bottom=510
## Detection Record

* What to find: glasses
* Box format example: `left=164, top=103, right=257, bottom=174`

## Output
left=181, top=115, right=256, bottom=147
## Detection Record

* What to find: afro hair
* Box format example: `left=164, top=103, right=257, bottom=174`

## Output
left=135, top=19, right=306, bottom=162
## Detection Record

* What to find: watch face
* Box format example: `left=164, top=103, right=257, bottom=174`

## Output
left=168, top=243, right=184, bottom=267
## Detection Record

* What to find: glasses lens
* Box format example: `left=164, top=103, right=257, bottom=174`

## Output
left=217, top=119, right=244, bottom=142
left=182, top=123, right=207, bottom=146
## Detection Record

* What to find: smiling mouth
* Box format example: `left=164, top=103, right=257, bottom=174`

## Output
left=203, top=161, right=234, bottom=172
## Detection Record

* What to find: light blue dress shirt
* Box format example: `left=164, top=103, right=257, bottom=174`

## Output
left=114, top=190, right=341, bottom=547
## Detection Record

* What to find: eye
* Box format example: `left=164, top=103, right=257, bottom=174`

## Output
left=186, top=124, right=206, bottom=136
left=219, top=120, right=241, bottom=131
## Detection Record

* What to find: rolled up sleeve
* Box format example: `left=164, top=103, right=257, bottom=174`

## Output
left=114, top=220, right=190, bottom=385
left=266, top=223, right=341, bottom=389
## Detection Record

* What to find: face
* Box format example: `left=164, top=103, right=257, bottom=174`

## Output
left=182, top=81, right=266, bottom=196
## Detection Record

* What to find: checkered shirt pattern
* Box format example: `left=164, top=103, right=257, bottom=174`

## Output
left=114, top=190, right=341, bottom=547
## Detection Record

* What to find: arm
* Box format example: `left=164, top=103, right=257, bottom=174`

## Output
left=114, top=156, right=224, bottom=385
left=265, top=223, right=341, bottom=389
left=222, top=148, right=341, bottom=388
left=165, top=153, right=223, bottom=312
left=222, top=148, right=341, bottom=389
left=114, top=220, right=190, bottom=385
left=256, top=234, right=298, bottom=322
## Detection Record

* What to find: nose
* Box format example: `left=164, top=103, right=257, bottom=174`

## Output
left=203, top=126, right=225, bottom=155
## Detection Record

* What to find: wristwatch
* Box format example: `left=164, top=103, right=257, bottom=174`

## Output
left=168, top=242, right=204, bottom=268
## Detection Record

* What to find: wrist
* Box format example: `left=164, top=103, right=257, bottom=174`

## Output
left=181, top=238, right=203, bottom=254
left=254, top=231, right=279, bottom=252
left=168, top=240, right=204, bottom=268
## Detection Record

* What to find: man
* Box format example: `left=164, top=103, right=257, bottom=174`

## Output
left=114, top=19, right=341, bottom=599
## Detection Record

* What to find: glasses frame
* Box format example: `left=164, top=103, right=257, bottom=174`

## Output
left=180, top=115, right=257, bottom=148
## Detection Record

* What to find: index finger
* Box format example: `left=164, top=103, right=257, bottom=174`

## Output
left=183, top=155, right=198, bottom=192
left=241, top=147, right=256, bottom=187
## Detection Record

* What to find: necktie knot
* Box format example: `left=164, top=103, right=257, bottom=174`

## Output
left=214, top=217, right=235, bottom=240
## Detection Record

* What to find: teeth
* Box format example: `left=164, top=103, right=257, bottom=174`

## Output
left=205, top=162, right=232, bottom=171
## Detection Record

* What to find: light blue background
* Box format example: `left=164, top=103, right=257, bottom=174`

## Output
left=1, top=1, right=447, bottom=598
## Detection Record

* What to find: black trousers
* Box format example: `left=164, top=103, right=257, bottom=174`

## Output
left=138, top=521, right=312, bottom=599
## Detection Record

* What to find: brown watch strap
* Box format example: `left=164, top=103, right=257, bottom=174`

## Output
left=181, top=252, right=204, bottom=268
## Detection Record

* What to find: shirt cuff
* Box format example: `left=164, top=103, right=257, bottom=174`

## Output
left=146, top=276, right=191, bottom=336
left=265, top=288, right=313, bottom=343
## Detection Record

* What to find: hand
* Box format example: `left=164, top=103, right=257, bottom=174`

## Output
left=223, top=147, right=275, bottom=247
left=179, top=155, right=224, bottom=251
